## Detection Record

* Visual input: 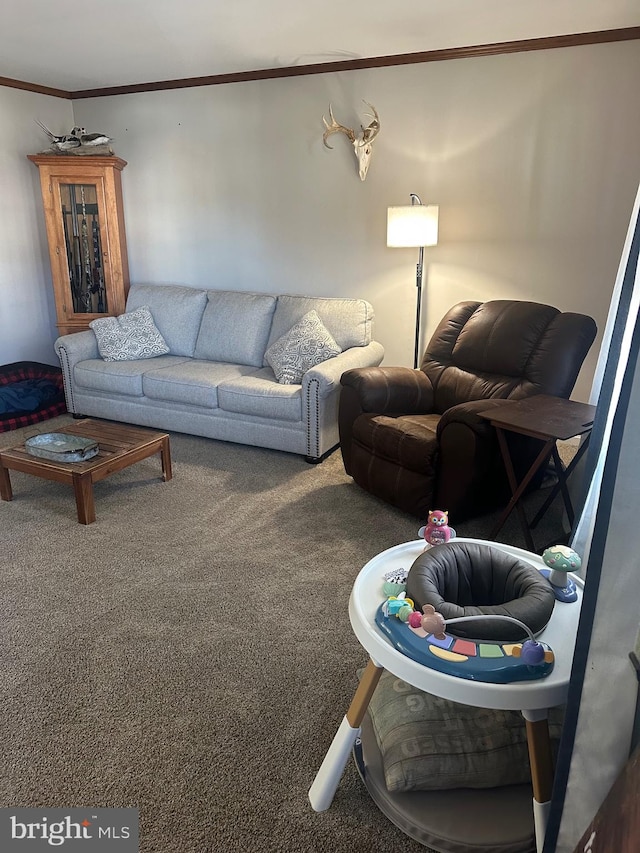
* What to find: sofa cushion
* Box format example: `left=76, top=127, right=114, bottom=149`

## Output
left=126, top=284, right=208, bottom=357
left=73, top=356, right=189, bottom=397
left=89, top=306, right=170, bottom=362
left=142, top=361, right=257, bottom=409
left=265, top=294, right=373, bottom=362
left=217, top=368, right=302, bottom=421
left=265, top=310, right=342, bottom=384
left=194, top=291, right=276, bottom=367
left=366, top=670, right=564, bottom=792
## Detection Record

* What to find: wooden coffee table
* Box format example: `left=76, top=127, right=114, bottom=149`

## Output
left=0, top=419, right=172, bottom=524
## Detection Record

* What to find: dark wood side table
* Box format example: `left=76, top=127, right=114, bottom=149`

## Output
left=478, top=395, right=597, bottom=552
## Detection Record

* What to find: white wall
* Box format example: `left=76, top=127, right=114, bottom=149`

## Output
left=2, top=40, right=639, bottom=401
left=0, top=87, right=73, bottom=365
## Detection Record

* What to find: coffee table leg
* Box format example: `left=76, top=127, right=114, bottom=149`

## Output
left=72, top=471, right=96, bottom=525
left=309, top=658, right=384, bottom=811
left=160, top=436, right=172, bottom=481
left=0, top=462, right=13, bottom=501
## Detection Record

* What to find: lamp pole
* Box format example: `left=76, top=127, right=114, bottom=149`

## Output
left=410, top=193, right=424, bottom=370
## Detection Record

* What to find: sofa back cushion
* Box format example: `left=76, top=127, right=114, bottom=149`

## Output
left=194, top=291, right=277, bottom=367
left=264, top=295, right=373, bottom=366
left=126, top=284, right=208, bottom=357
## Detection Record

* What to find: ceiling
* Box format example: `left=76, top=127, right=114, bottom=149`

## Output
left=2, top=0, right=639, bottom=93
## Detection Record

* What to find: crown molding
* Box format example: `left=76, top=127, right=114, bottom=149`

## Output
left=2, top=27, right=639, bottom=100
left=0, top=75, right=71, bottom=99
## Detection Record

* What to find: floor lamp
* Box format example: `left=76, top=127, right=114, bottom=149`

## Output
left=387, top=194, right=439, bottom=369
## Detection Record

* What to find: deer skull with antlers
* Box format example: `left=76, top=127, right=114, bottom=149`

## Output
left=322, top=101, right=380, bottom=181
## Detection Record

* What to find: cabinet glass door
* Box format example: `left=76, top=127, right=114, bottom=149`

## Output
left=59, top=183, right=108, bottom=314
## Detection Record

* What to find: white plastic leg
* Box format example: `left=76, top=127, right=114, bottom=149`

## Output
left=308, top=716, right=361, bottom=811
left=533, top=797, right=550, bottom=853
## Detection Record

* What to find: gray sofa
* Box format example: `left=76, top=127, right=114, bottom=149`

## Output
left=54, top=283, right=384, bottom=461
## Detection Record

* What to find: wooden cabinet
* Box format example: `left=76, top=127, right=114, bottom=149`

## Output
left=28, top=154, right=130, bottom=336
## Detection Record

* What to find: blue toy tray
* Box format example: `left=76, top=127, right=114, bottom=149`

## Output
left=375, top=604, right=554, bottom=684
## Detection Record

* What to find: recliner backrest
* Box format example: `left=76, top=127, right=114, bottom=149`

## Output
left=421, top=300, right=597, bottom=413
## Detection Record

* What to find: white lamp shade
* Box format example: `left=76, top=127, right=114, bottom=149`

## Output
left=387, top=204, right=439, bottom=248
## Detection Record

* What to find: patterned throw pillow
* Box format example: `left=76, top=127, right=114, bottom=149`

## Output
left=265, top=310, right=342, bottom=385
left=90, top=306, right=170, bottom=362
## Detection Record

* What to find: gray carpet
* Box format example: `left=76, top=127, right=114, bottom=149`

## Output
left=0, top=417, right=572, bottom=853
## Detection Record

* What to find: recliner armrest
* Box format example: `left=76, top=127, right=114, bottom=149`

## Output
left=436, top=398, right=505, bottom=441
left=340, top=366, right=435, bottom=414
left=339, top=367, right=435, bottom=475
left=435, top=398, right=547, bottom=520
left=434, top=399, right=506, bottom=521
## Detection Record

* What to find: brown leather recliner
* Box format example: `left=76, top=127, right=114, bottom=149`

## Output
left=339, top=300, right=597, bottom=522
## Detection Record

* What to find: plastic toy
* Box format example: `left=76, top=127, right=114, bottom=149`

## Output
left=382, top=567, right=409, bottom=597
left=408, top=611, right=423, bottom=628
left=444, top=613, right=550, bottom=669
left=378, top=540, right=561, bottom=682
left=376, top=602, right=556, bottom=683
left=541, top=544, right=581, bottom=603
left=418, top=509, right=455, bottom=548
left=385, top=593, right=415, bottom=620
left=419, top=604, right=446, bottom=639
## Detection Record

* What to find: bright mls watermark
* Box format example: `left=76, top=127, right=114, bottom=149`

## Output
left=0, top=808, right=138, bottom=851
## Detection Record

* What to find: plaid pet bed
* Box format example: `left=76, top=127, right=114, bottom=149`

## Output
left=0, top=361, right=67, bottom=433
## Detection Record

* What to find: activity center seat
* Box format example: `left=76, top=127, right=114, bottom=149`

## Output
left=406, top=541, right=556, bottom=642
left=310, top=537, right=584, bottom=853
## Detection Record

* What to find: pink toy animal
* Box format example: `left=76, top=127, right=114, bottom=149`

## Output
left=420, top=604, right=447, bottom=639
left=422, top=509, right=452, bottom=547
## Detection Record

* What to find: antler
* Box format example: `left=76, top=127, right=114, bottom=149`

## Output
left=322, top=105, right=356, bottom=149
left=359, top=101, right=380, bottom=146
left=322, top=101, right=381, bottom=181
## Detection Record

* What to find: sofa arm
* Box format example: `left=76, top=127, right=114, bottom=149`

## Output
left=55, top=331, right=99, bottom=363
left=302, top=341, right=385, bottom=399
left=54, top=331, right=99, bottom=413
left=301, top=342, right=384, bottom=460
